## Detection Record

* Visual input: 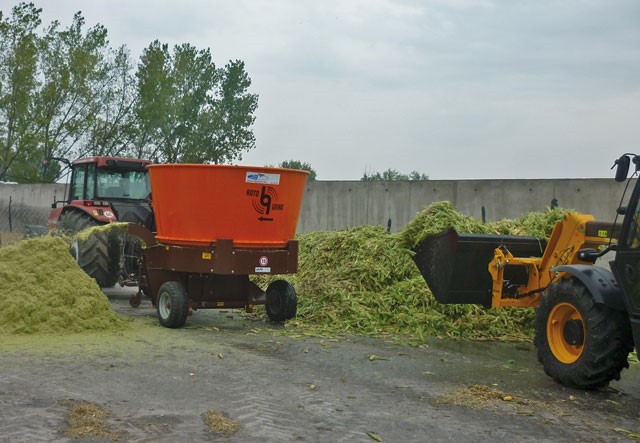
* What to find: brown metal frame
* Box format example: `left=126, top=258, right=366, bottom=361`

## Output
left=126, top=223, right=299, bottom=312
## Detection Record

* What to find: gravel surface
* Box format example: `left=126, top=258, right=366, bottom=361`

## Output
left=1, top=287, right=639, bottom=443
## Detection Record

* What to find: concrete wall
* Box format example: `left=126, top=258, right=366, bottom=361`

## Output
left=0, top=179, right=629, bottom=234
left=298, top=178, right=628, bottom=233
left=0, top=183, right=67, bottom=232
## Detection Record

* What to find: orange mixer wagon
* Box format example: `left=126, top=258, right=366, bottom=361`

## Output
left=126, top=164, right=309, bottom=328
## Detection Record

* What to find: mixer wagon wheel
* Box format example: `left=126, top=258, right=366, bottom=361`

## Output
left=59, top=210, right=120, bottom=288
left=156, top=281, right=189, bottom=328
left=534, top=278, right=633, bottom=389
left=265, top=280, right=298, bottom=322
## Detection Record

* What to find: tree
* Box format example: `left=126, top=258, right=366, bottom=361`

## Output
left=0, top=2, right=41, bottom=182
left=84, top=45, right=139, bottom=157
left=361, top=168, right=429, bottom=181
left=135, top=41, right=258, bottom=164
left=31, top=12, right=111, bottom=182
left=0, top=4, right=139, bottom=182
left=277, top=160, right=317, bottom=180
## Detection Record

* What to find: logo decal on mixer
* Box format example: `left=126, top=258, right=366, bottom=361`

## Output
left=246, top=172, right=280, bottom=185
left=245, top=186, right=285, bottom=221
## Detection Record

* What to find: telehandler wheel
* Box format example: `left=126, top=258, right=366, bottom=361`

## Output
left=265, top=280, right=297, bottom=322
left=59, top=210, right=120, bottom=288
left=535, top=278, right=633, bottom=389
left=157, top=281, right=189, bottom=328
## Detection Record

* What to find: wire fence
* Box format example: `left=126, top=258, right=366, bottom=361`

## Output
left=0, top=184, right=65, bottom=237
left=0, top=197, right=50, bottom=235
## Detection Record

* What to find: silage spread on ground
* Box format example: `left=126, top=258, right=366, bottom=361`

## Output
left=262, top=201, right=569, bottom=342
left=0, top=235, right=127, bottom=334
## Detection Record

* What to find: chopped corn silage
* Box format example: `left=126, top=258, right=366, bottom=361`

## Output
left=262, top=201, right=570, bottom=342
left=399, top=201, right=567, bottom=248
left=0, top=235, right=127, bottom=334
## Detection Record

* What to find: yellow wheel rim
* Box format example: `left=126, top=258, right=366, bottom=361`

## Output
left=547, top=302, right=584, bottom=364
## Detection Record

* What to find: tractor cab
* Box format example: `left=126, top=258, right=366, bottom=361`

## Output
left=69, top=157, right=151, bottom=201
left=51, top=157, right=154, bottom=231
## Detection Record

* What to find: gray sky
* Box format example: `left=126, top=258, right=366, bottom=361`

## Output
left=25, top=0, right=640, bottom=179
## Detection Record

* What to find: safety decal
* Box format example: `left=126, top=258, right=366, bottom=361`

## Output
left=259, top=256, right=269, bottom=266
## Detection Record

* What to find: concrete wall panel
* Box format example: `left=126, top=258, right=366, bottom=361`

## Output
left=0, top=179, right=631, bottom=234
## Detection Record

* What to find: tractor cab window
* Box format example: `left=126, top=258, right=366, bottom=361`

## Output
left=70, top=165, right=86, bottom=200
left=96, top=168, right=150, bottom=200
left=85, top=162, right=96, bottom=200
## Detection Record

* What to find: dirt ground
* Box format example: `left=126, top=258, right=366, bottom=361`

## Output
left=1, top=287, right=640, bottom=443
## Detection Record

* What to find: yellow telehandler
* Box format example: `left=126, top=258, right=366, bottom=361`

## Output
left=413, top=154, right=640, bottom=389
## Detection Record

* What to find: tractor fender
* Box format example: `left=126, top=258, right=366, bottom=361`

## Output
left=59, top=204, right=117, bottom=224
left=551, top=264, right=627, bottom=311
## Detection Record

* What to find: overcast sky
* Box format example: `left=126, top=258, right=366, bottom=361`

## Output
left=21, top=0, right=640, bottom=179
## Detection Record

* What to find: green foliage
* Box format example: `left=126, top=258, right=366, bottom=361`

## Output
left=361, top=168, right=429, bottom=181
left=136, top=42, right=258, bottom=164
left=277, top=160, right=317, bottom=180
left=85, top=46, right=139, bottom=157
left=0, top=2, right=41, bottom=182
left=30, top=11, right=110, bottom=181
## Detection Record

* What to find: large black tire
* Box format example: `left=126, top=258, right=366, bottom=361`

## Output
left=265, top=280, right=297, bottom=322
left=535, top=278, right=633, bottom=389
left=59, top=210, right=120, bottom=288
left=156, top=281, right=189, bottom=328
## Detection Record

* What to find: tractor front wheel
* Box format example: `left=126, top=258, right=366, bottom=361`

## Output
left=265, top=280, right=297, bottom=322
left=157, top=281, right=189, bottom=328
left=59, top=210, right=120, bottom=288
left=535, top=278, right=633, bottom=389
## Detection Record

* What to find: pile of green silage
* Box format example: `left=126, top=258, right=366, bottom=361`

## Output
left=0, top=235, right=127, bottom=334
left=265, top=201, right=568, bottom=342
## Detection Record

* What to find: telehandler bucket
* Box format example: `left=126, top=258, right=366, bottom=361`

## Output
left=412, top=228, right=546, bottom=308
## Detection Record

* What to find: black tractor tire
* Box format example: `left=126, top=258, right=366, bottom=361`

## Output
left=59, top=210, right=120, bottom=288
left=265, top=280, right=298, bottom=322
left=534, top=278, right=633, bottom=389
left=156, top=281, right=189, bottom=328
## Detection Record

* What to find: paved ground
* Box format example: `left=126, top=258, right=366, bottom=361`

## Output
left=1, top=287, right=639, bottom=443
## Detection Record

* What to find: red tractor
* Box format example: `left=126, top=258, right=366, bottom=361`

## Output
left=48, top=156, right=154, bottom=287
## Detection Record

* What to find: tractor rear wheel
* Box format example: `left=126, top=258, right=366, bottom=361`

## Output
left=265, top=280, right=297, bottom=322
left=59, top=210, right=120, bottom=288
left=156, top=281, right=189, bottom=328
left=535, top=278, right=633, bottom=389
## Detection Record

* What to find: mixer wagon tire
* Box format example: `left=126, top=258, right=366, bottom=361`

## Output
left=265, top=280, right=297, bottom=322
left=60, top=211, right=120, bottom=288
left=157, top=281, right=189, bottom=328
left=534, top=278, right=633, bottom=389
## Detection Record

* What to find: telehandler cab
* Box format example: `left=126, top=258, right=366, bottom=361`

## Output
left=413, top=154, right=640, bottom=389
